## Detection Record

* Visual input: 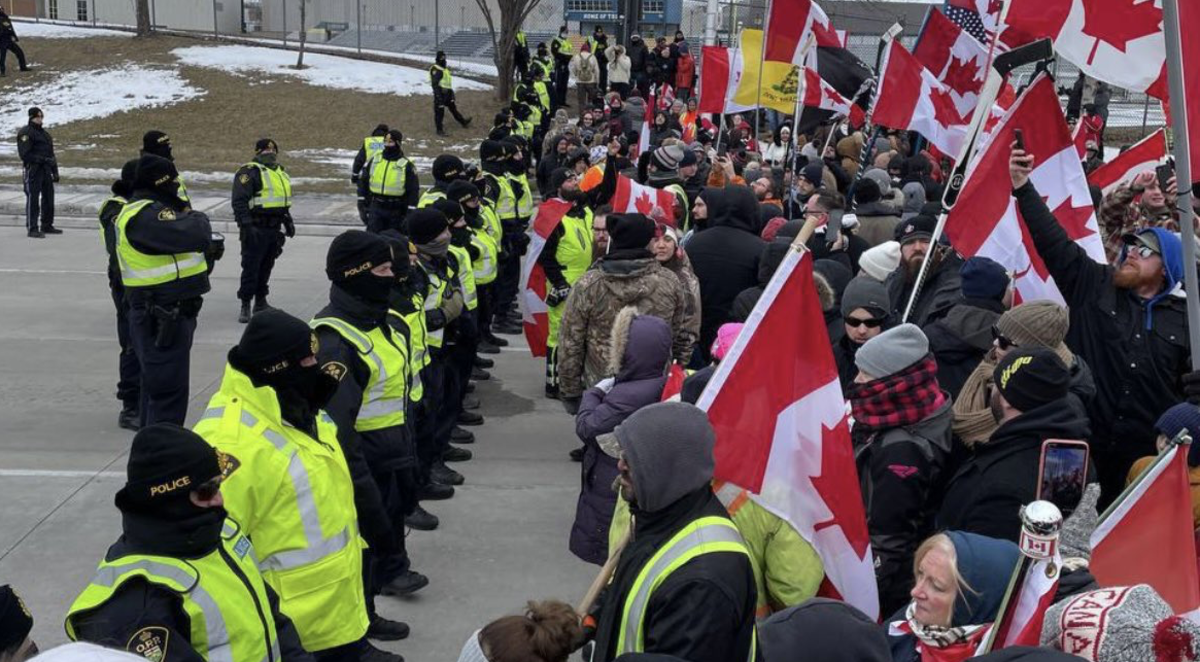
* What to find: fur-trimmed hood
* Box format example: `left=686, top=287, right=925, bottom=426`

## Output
left=607, top=306, right=673, bottom=381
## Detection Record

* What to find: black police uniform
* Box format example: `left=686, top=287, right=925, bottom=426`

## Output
left=231, top=157, right=295, bottom=309
left=356, top=153, right=418, bottom=235
left=429, top=61, right=470, bottom=135
left=16, top=117, right=57, bottom=235
left=99, top=187, right=141, bottom=425
left=121, top=186, right=213, bottom=427
left=0, top=11, right=28, bottom=76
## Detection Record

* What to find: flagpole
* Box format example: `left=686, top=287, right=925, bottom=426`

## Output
left=1161, top=0, right=1200, bottom=371
left=754, top=0, right=772, bottom=144
left=786, top=34, right=817, bottom=217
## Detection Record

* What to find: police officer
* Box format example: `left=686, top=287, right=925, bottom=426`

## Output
left=448, top=180, right=503, bottom=353
left=477, top=140, right=521, bottom=336
left=141, top=131, right=191, bottom=207
left=358, top=130, right=418, bottom=234
left=416, top=155, right=464, bottom=208
left=513, top=29, right=529, bottom=80
left=589, top=25, right=609, bottom=95
left=66, top=423, right=313, bottom=662
left=194, top=309, right=406, bottom=662
left=99, top=160, right=142, bottom=431
left=17, top=107, right=58, bottom=239
left=352, top=124, right=390, bottom=226
left=312, top=231, right=430, bottom=601
left=538, top=168, right=595, bottom=398
left=429, top=51, right=472, bottom=137
left=232, top=138, right=295, bottom=324
left=550, top=26, right=574, bottom=108
left=533, top=42, right=553, bottom=84
left=118, top=155, right=215, bottom=427
left=494, top=139, right=532, bottom=341
left=0, top=8, right=31, bottom=77
left=431, top=199, right=486, bottom=434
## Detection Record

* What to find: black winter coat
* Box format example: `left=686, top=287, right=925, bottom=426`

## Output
left=936, top=400, right=1092, bottom=543
left=884, top=250, right=964, bottom=328
left=687, top=187, right=765, bottom=357
left=925, top=298, right=1006, bottom=400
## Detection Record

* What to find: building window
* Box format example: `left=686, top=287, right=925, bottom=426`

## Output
left=48, top=0, right=58, bottom=19
left=642, top=0, right=665, bottom=14
left=77, top=0, right=87, bottom=20
left=566, top=0, right=617, bottom=12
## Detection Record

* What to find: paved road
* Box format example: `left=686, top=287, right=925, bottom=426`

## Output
left=0, top=227, right=591, bottom=660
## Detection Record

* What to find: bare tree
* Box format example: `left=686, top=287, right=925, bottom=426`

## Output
left=295, top=0, right=307, bottom=68
left=135, top=0, right=151, bottom=36
left=475, top=0, right=545, bottom=102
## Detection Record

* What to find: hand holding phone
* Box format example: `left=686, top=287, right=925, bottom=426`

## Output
left=1013, top=129, right=1026, bottom=152
left=1037, top=439, right=1089, bottom=518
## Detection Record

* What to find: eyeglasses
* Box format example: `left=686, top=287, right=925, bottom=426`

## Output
left=844, top=316, right=884, bottom=329
left=1128, top=244, right=1159, bottom=259
left=193, top=476, right=223, bottom=501
left=991, top=326, right=1018, bottom=350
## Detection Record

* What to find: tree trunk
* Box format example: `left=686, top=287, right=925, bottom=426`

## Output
left=295, top=0, right=307, bottom=68
left=135, top=0, right=151, bottom=36
left=482, top=0, right=544, bottom=102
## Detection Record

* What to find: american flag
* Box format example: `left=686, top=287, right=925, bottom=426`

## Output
left=943, top=2, right=991, bottom=43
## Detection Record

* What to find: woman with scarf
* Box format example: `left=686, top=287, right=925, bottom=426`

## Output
left=887, top=532, right=1021, bottom=662
left=848, top=323, right=954, bottom=617
left=762, top=125, right=792, bottom=168
left=651, top=225, right=701, bottom=356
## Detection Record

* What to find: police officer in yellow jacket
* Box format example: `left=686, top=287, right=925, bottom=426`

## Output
left=477, top=140, right=521, bottom=336
left=232, top=139, right=295, bottom=324
left=429, top=51, right=471, bottom=137
left=416, top=155, right=465, bottom=209
left=590, top=402, right=756, bottom=662
left=99, top=159, right=142, bottom=431
left=141, top=131, right=191, bottom=207
left=311, top=231, right=429, bottom=609
left=352, top=124, right=390, bottom=226
left=118, top=154, right=216, bottom=427
left=66, top=424, right=312, bottom=662
left=447, top=181, right=502, bottom=353
left=357, top=130, right=418, bottom=235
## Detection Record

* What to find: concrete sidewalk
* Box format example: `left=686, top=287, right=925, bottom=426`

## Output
left=0, top=184, right=364, bottom=235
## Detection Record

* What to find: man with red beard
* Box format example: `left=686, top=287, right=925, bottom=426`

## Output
left=884, top=213, right=964, bottom=327
left=1011, top=145, right=1192, bottom=508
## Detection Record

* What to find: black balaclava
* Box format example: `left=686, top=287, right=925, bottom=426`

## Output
left=433, top=199, right=471, bottom=248
left=229, top=310, right=338, bottom=427
left=436, top=50, right=447, bottom=66
left=447, top=180, right=482, bottom=228
left=326, top=230, right=395, bottom=309
left=408, top=209, right=452, bottom=258
left=383, top=129, right=404, bottom=159
left=142, top=130, right=174, bottom=161
left=133, top=154, right=184, bottom=208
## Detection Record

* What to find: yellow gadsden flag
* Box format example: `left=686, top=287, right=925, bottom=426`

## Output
left=733, top=29, right=801, bottom=114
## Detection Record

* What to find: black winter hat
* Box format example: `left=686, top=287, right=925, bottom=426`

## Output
left=446, top=180, right=479, bottom=205
left=0, top=585, right=33, bottom=653
left=133, top=154, right=179, bottom=191
left=386, top=129, right=404, bottom=145
left=801, top=162, right=824, bottom=187
left=550, top=167, right=573, bottom=194
left=895, top=213, right=937, bottom=245
left=431, top=198, right=465, bottom=224
left=120, top=158, right=139, bottom=188
left=854, top=178, right=882, bottom=205
left=255, top=138, right=278, bottom=153
left=378, top=229, right=415, bottom=280
left=759, top=598, right=891, bottom=662
left=27, top=107, right=42, bottom=119
left=432, top=155, right=465, bottom=181
left=234, top=309, right=315, bottom=376
left=993, top=347, right=1071, bottom=413
left=480, top=139, right=506, bottom=163
left=118, top=424, right=221, bottom=506
left=607, top=213, right=658, bottom=251
left=960, top=256, right=1010, bottom=301
left=372, top=123, right=390, bottom=136
left=407, top=208, right=449, bottom=245
left=142, top=130, right=171, bottom=153
left=325, top=230, right=392, bottom=283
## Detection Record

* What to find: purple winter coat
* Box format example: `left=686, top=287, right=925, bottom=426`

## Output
left=569, top=310, right=673, bottom=565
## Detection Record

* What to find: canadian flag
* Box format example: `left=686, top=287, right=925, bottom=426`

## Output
left=517, top=199, right=572, bottom=358
left=698, top=46, right=756, bottom=115
left=611, top=174, right=677, bottom=227
left=873, top=40, right=970, bottom=159
left=1090, top=442, right=1200, bottom=614
left=696, top=248, right=878, bottom=619
left=1087, top=128, right=1167, bottom=194
left=986, top=550, right=1063, bottom=650
left=763, top=0, right=843, bottom=65
left=637, top=85, right=658, bottom=159
left=943, top=75, right=1106, bottom=306
left=1004, top=0, right=1168, bottom=99
left=914, top=8, right=990, bottom=119
left=802, top=67, right=866, bottom=128
left=1171, top=0, right=1200, bottom=188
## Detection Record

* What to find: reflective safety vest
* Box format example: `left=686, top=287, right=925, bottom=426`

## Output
left=430, top=64, right=452, bottom=90
left=664, top=183, right=690, bottom=231
left=528, top=103, right=543, bottom=128
left=193, top=365, right=368, bottom=651
left=417, top=187, right=446, bottom=209
left=388, top=300, right=427, bottom=404
left=368, top=157, right=410, bottom=197
left=514, top=119, right=534, bottom=139
left=114, top=199, right=208, bottom=289
left=533, top=80, right=551, bottom=111
left=244, top=162, right=292, bottom=210
left=534, top=57, right=553, bottom=80
left=553, top=36, right=574, bottom=57
left=310, top=317, right=409, bottom=430
left=418, top=261, right=451, bottom=349
left=66, top=520, right=282, bottom=662
left=470, top=226, right=498, bottom=285
left=363, top=136, right=385, bottom=165
left=99, top=195, right=127, bottom=249
left=480, top=203, right=503, bottom=246
left=481, top=171, right=516, bottom=221
left=615, top=516, right=754, bottom=659
left=557, top=209, right=595, bottom=285
left=512, top=173, right=534, bottom=219
left=178, top=176, right=192, bottom=205
left=449, top=244, right=477, bottom=311
left=516, top=31, right=527, bottom=49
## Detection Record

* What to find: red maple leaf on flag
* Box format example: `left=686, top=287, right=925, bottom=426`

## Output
left=1015, top=198, right=1096, bottom=282
left=634, top=190, right=655, bottom=216
left=826, top=87, right=848, bottom=106
left=1080, top=0, right=1162, bottom=64
left=930, top=87, right=968, bottom=127
left=986, top=0, right=1004, bottom=15
left=942, top=54, right=983, bottom=94
left=810, top=417, right=870, bottom=557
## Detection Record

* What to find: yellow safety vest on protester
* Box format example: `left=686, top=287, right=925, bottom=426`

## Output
left=368, top=158, right=410, bottom=198
left=448, top=244, right=477, bottom=311
left=193, top=365, right=368, bottom=651
left=114, top=199, right=207, bottom=288
left=546, top=210, right=595, bottom=349
left=664, top=183, right=690, bottom=232
left=310, top=317, right=409, bottom=429
left=244, top=162, right=293, bottom=210
left=430, top=64, right=453, bottom=90
left=66, top=520, right=282, bottom=662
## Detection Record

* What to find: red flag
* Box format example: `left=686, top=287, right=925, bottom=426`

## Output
left=659, top=364, right=688, bottom=401
left=914, top=8, right=990, bottom=119
left=698, top=46, right=755, bottom=116
left=611, top=174, right=677, bottom=226
left=517, top=199, right=572, bottom=357
left=802, top=67, right=866, bottom=128
left=764, top=0, right=842, bottom=65
left=1090, top=443, right=1200, bottom=614
left=1087, top=128, right=1167, bottom=194
left=988, top=553, right=1063, bottom=650
left=637, top=86, right=657, bottom=158
left=873, top=40, right=970, bottom=158
left=943, top=75, right=1106, bottom=306
left=1174, top=0, right=1200, bottom=187
left=696, top=248, right=878, bottom=619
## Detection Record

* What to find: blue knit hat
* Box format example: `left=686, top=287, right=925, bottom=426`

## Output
left=960, top=256, right=1010, bottom=301
left=1154, top=403, right=1200, bottom=467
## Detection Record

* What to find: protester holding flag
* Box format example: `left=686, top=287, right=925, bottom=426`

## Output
left=885, top=215, right=963, bottom=327
left=887, top=532, right=1021, bottom=662
left=645, top=145, right=692, bottom=230
left=848, top=323, right=954, bottom=615
left=1125, top=403, right=1200, bottom=528
left=1010, top=146, right=1193, bottom=505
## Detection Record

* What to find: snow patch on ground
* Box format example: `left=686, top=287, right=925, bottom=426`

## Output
left=11, top=20, right=131, bottom=39
left=0, top=165, right=341, bottom=187
left=292, top=148, right=356, bottom=169
left=171, top=45, right=489, bottom=96
left=0, top=65, right=203, bottom=137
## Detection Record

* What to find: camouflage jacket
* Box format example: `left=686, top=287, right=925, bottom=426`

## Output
left=1099, top=183, right=1177, bottom=263
left=557, top=256, right=693, bottom=399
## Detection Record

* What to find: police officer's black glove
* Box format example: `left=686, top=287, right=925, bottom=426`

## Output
left=1183, top=370, right=1200, bottom=405
left=284, top=216, right=296, bottom=238
left=351, top=173, right=360, bottom=185
left=52, top=172, right=60, bottom=183
left=545, top=284, right=571, bottom=307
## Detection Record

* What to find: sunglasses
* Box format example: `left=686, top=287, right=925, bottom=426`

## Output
left=844, top=316, right=884, bottom=329
left=1127, top=244, right=1159, bottom=259
left=194, top=476, right=223, bottom=501
left=991, top=326, right=1019, bottom=350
